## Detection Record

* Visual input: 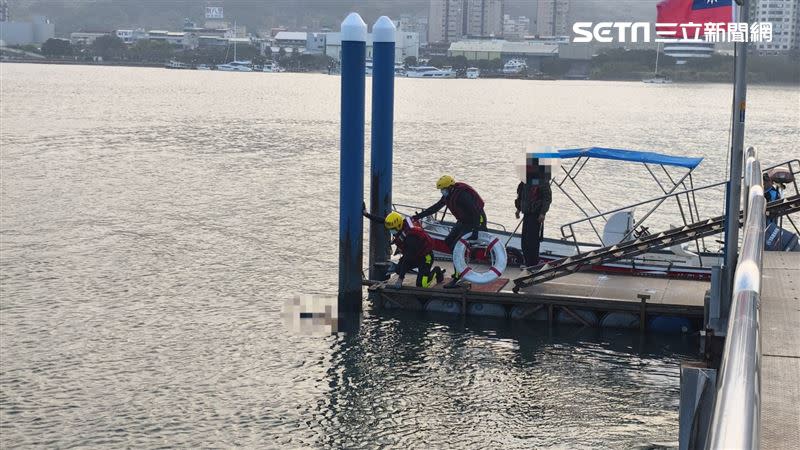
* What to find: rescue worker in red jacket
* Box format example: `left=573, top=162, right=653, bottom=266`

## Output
left=363, top=208, right=445, bottom=288
left=413, top=175, right=487, bottom=249
left=413, top=175, right=487, bottom=287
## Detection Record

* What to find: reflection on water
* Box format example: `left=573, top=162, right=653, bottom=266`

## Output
left=1, top=64, right=797, bottom=447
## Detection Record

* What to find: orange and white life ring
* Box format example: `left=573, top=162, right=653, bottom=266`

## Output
left=452, top=231, right=507, bottom=284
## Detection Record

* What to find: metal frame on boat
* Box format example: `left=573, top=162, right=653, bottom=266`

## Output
left=393, top=148, right=800, bottom=281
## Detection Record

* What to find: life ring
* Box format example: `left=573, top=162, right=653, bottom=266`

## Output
left=452, top=231, right=507, bottom=284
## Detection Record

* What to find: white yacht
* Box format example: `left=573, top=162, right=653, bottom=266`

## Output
left=258, top=62, right=279, bottom=72
left=217, top=60, right=253, bottom=72
left=165, top=60, right=189, bottom=69
left=466, top=67, right=480, bottom=79
left=405, top=66, right=455, bottom=78
left=502, top=59, right=527, bottom=74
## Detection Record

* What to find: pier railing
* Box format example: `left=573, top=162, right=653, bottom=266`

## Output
left=707, top=147, right=765, bottom=449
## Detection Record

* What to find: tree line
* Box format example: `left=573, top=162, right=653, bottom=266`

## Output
left=38, top=35, right=333, bottom=71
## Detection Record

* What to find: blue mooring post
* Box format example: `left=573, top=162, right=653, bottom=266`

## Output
left=338, top=13, right=367, bottom=312
left=368, top=16, right=396, bottom=281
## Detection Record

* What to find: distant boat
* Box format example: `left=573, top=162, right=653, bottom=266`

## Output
left=643, top=44, right=672, bottom=84
left=466, top=67, right=480, bottom=79
left=217, top=21, right=253, bottom=72
left=217, top=60, right=253, bottom=72
left=165, top=60, right=189, bottom=69
left=405, top=66, right=455, bottom=78
left=502, top=59, right=527, bottom=74
left=195, top=64, right=211, bottom=70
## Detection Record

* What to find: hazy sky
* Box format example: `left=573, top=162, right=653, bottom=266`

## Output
left=10, top=1, right=662, bottom=35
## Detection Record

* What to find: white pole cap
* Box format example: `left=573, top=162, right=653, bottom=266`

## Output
left=341, top=12, right=367, bottom=42
left=372, top=16, right=396, bottom=43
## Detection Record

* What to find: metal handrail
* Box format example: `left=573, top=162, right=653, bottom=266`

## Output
left=559, top=180, right=727, bottom=246
left=707, top=148, right=764, bottom=449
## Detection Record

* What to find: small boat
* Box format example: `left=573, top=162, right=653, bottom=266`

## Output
left=165, top=60, right=189, bottom=69
left=643, top=75, right=673, bottom=84
left=366, top=60, right=406, bottom=76
left=258, top=62, right=279, bottom=72
left=392, top=147, right=800, bottom=281
left=217, top=60, right=253, bottom=72
left=195, top=64, right=211, bottom=70
left=502, top=59, right=527, bottom=74
left=405, top=66, right=456, bottom=78
left=466, top=67, right=480, bottom=79
left=216, top=22, right=253, bottom=72
left=643, top=43, right=672, bottom=84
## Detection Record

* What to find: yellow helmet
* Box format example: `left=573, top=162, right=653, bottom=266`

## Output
left=384, top=211, right=404, bottom=231
left=436, top=175, right=456, bottom=190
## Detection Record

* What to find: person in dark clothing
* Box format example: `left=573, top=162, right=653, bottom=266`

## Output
left=515, top=158, right=552, bottom=268
left=413, top=175, right=487, bottom=287
left=763, top=172, right=781, bottom=226
left=363, top=208, right=445, bottom=288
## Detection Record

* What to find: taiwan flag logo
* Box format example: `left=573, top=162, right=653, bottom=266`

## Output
left=657, top=0, right=734, bottom=37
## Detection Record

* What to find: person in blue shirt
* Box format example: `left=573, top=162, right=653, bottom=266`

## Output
left=764, top=173, right=781, bottom=226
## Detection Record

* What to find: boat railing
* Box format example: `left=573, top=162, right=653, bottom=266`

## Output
left=558, top=158, right=800, bottom=254
left=706, top=147, right=765, bottom=449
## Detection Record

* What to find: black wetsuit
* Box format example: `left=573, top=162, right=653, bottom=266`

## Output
left=515, top=180, right=552, bottom=266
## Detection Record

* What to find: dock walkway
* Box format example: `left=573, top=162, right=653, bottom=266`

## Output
left=760, top=251, right=800, bottom=448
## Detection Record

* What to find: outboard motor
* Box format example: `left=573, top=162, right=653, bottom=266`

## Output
left=602, top=210, right=635, bottom=246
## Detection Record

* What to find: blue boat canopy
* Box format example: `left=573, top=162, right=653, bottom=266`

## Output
left=533, top=147, right=703, bottom=170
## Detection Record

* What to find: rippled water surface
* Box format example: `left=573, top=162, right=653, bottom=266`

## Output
left=1, top=63, right=798, bottom=448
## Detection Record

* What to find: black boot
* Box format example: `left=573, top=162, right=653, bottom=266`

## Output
left=432, top=266, right=446, bottom=284
left=443, top=277, right=460, bottom=289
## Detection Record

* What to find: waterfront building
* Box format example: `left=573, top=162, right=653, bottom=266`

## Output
left=69, top=31, right=110, bottom=46
left=428, top=0, right=504, bottom=43
left=503, top=14, right=531, bottom=40
left=663, top=41, right=715, bottom=64
left=114, top=29, right=148, bottom=45
left=536, top=0, right=570, bottom=37
left=325, top=31, right=419, bottom=64
left=751, top=0, right=800, bottom=55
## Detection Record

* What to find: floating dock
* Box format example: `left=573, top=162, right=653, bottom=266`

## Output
left=760, top=251, right=800, bottom=448
left=367, top=262, right=708, bottom=332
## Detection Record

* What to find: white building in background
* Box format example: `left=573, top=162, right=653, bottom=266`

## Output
left=0, top=15, right=54, bottom=45
left=146, top=30, right=195, bottom=48
left=325, top=31, right=419, bottom=63
left=663, top=41, right=714, bottom=64
left=306, top=32, right=326, bottom=54
left=396, top=14, right=428, bottom=45
left=503, top=14, right=531, bottom=40
left=536, top=0, right=570, bottom=37
left=114, top=29, right=148, bottom=44
left=751, top=0, right=800, bottom=54
left=69, top=31, right=110, bottom=46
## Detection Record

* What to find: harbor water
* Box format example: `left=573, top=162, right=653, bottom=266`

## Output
left=1, top=63, right=798, bottom=448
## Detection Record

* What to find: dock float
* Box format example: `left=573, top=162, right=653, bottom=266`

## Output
left=760, top=251, right=800, bottom=448
left=367, top=263, right=707, bottom=331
